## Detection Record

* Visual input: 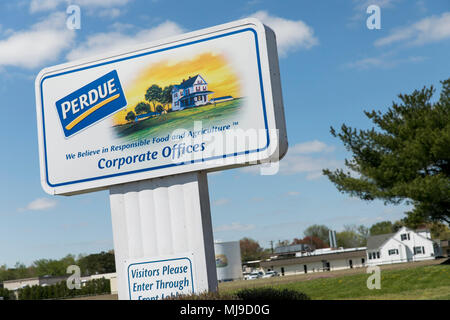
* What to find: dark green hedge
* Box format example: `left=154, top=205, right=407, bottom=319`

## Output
left=165, top=287, right=310, bottom=300
left=17, top=278, right=110, bottom=300
left=235, top=287, right=310, bottom=300
left=0, top=287, right=13, bottom=300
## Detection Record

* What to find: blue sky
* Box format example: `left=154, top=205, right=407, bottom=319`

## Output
left=0, top=0, right=449, bottom=267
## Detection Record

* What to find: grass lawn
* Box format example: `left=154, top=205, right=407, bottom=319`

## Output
left=114, top=99, right=242, bottom=141
left=219, top=260, right=450, bottom=300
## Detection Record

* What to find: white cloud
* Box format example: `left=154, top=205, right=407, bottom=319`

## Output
left=0, top=12, right=75, bottom=69
left=249, top=11, right=318, bottom=56
left=212, top=198, right=230, bottom=206
left=242, top=141, right=341, bottom=179
left=375, top=12, right=450, bottom=47
left=75, top=0, right=132, bottom=7
left=289, top=140, right=335, bottom=154
left=66, top=20, right=184, bottom=61
left=19, top=198, right=57, bottom=212
left=345, top=55, right=426, bottom=70
left=29, top=0, right=133, bottom=13
left=29, top=0, right=64, bottom=13
left=214, top=222, right=255, bottom=232
left=279, top=154, right=341, bottom=178
left=98, top=7, right=122, bottom=18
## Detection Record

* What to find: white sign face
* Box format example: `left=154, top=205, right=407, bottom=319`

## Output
left=35, top=18, right=287, bottom=195
left=126, top=254, right=195, bottom=300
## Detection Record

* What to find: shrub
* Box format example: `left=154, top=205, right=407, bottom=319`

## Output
left=235, top=287, right=310, bottom=300
left=0, top=288, right=13, bottom=300
left=164, top=291, right=239, bottom=300
left=17, top=278, right=110, bottom=300
left=165, top=287, right=310, bottom=300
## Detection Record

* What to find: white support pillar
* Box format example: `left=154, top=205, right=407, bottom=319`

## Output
left=109, top=171, right=217, bottom=300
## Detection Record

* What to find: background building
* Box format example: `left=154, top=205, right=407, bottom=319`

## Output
left=366, top=227, right=438, bottom=265
left=214, top=241, right=243, bottom=282
left=260, top=246, right=367, bottom=276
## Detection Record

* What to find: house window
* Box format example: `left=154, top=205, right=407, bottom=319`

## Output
left=362, top=258, right=365, bottom=265
left=401, top=233, right=410, bottom=241
left=388, top=249, right=399, bottom=255
left=376, top=252, right=380, bottom=259
left=414, top=246, right=425, bottom=255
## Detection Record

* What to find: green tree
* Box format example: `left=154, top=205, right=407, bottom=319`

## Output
left=33, top=256, right=73, bottom=277
left=324, top=79, right=450, bottom=224
left=0, top=288, right=12, bottom=300
left=239, top=238, right=264, bottom=262
left=336, top=225, right=368, bottom=248
left=78, top=251, right=115, bottom=276
left=125, top=110, right=136, bottom=122
left=145, top=84, right=163, bottom=111
left=303, top=224, right=331, bottom=245
left=369, top=221, right=394, bottom=235
left=429, top=222, right=450, bottom=239
left=134, top=102, right=151, bottom=115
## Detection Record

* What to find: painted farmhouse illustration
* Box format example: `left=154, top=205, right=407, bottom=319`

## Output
left=172, top=74, right=214, bottom=111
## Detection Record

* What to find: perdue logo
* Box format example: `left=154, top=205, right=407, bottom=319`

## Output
left=55, top=70, right=127, bottom=138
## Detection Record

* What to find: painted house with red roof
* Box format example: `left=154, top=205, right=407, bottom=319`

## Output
left=171, top=74, right=214, bottom=111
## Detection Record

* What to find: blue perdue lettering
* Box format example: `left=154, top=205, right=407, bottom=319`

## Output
left=55, top=70, right=127, bottom=138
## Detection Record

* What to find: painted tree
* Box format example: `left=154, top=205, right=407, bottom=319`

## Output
left=134, top=102, right=151, bottom=115
left=161, top=85, right=174, bottom=110
left=125, top=110, right=136, bottom=122
left=324, top=79, right=450, bottom=224
left=145, top=84, right=162, bottom=112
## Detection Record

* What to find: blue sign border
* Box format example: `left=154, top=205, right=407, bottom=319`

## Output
left=126, top=256, right=194, bottom=300
left=40, top=28, right=270, bottom=188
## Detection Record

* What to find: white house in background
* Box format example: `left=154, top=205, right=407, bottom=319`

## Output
left=366, top=226, right=437, bottom=266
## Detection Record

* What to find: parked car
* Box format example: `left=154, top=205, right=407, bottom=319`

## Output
left=244, top=271, right=264, bottom=280
left=262, top=271, right=279, bottom=278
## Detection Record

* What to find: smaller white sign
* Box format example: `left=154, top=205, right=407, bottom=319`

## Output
left=126, top=254, right=195, bottom=300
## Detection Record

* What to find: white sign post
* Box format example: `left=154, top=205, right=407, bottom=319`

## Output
left=35, top=18, right=287, bottom=299
left=110, top=172, right=216, bottom=299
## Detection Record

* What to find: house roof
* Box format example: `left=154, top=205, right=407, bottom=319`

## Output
left=366, top=233, right=395, bottom=250
left=174, top=75, right=206, bottom=90
left=274, top=244, right=311, bottom=254
left=260, top=249, right=366, bottom=268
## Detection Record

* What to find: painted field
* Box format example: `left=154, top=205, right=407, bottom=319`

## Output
left=113, top=99, right=243, bottom=141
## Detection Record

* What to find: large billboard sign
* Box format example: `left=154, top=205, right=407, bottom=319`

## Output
left=35, top=18, right=287, bottom=195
